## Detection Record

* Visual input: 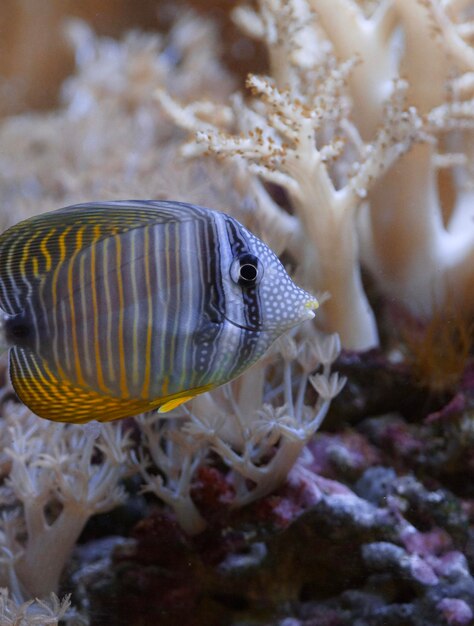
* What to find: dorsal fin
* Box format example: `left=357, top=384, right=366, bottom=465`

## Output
left=0, top=201, right=205, bottom=314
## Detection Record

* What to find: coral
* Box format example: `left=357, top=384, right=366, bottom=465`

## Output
left=158, top=0, right=474, bottom=349
left=134, top=328, right=345, bottom=534
left=81, top=451, right=474, bottom=626
left=57, top=340, right=474, bottom=625
left=0, top=11, right=346, bottom=609
left=0, top=10, right=238, bottom=233
left=0, top=401, right=131, bottom=600
left=0, top=588, right=73, bottom=626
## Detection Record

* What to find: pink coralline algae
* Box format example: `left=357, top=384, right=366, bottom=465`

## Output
left=437, top=598, right=473, bottom=625
left=60, top=341, right=474, bottom=625
left=72, top=426, right=474, bottom=625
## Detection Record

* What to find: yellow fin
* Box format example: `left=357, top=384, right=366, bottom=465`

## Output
left=157, top=395, right=196, bottom=413
left=10, top=348, right=154, bottom=423
left=10, top=348, right=213, bottom=423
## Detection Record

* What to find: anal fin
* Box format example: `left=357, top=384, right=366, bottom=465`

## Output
left=9, top=348, right=153, bottom=423
left=9, top=348, right=214, bottom=423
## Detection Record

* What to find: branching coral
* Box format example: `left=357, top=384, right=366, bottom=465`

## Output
left=0, top=402, right=131, bottom=600
left=135, top=328, right=344, bottom=534
left=0, top=588, right=72, bottom=626
left=158, top=0, right=474, bottom=349
left=0, top=14, right=347, bottom=609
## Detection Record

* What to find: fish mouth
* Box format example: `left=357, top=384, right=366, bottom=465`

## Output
left=305, top=298, right=319, bottom=311
left=303, top=298, right=319, bottom=318
left=223, top=297, right=319, bottom=331
left=301, top=298, right=319, bottom=321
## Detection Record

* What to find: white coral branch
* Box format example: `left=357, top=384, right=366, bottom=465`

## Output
left=1, top=409, right=131, bottom=599
left=134, top=326, right=343, bottom=532
left=133, top=416, right=207, bottom=534
left=0, top=588, right=72, bottom=626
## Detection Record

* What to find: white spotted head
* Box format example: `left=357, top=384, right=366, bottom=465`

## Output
left=215, top=213, right=318, bottom=336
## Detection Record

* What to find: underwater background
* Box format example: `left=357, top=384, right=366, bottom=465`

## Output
left=1, top=1, right=474, bottom=625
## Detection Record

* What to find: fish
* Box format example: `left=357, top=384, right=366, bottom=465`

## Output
left=0, top=200, right=318, bottom=423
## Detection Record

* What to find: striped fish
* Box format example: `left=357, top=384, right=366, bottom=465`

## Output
left=0, top=201, right=318, bottom=423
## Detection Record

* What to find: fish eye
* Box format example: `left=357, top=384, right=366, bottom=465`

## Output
left=231, top=253, right=262, bottom=287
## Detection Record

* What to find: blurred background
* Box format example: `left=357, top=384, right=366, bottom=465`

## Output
left=0, top=0, right=263, bottom=117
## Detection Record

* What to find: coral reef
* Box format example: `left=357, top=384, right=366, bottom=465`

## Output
left=0, top=10, right=237, bottom=232
left=0, top=588, right=73, bottom=626
left=0, top=1, right=473, bottom=625
left=0, top=399, right=131, bottom=600
left=160, top=0, right=474, bottom=349
left=76, top=418, right=474, bottom=626
left=134, top=329, right=344, bottom=533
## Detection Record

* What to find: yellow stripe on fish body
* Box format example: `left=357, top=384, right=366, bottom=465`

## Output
left=0, top=201, right=318, bottom=423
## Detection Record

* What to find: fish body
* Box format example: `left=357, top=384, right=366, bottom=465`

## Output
left=0, top=201, right=317, bottom=423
